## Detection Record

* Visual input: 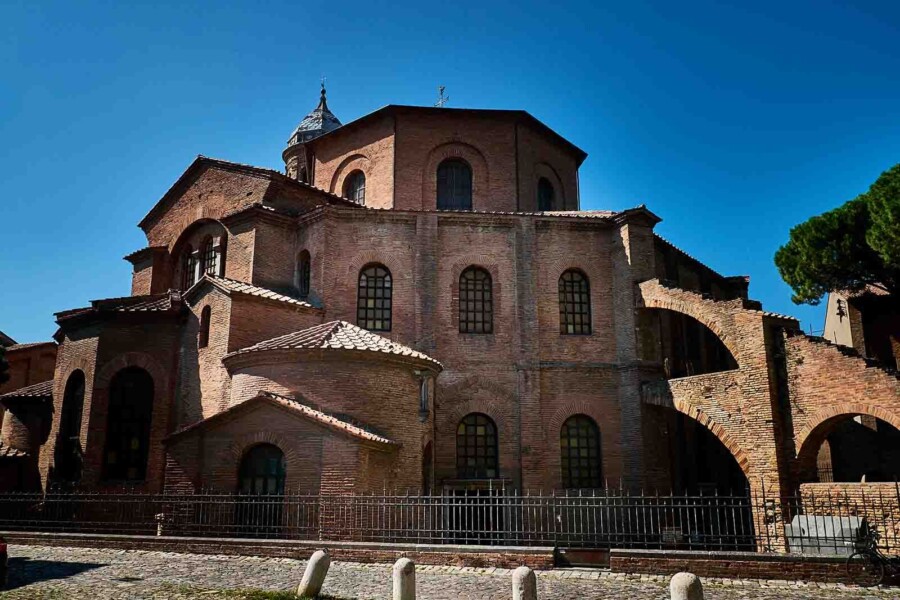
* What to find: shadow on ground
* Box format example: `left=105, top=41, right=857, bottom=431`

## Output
left=4, top=557, right=105, bottom=591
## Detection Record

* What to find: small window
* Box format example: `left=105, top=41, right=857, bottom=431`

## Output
left=437, top=159, right=473, bottom=210
left=559, top=269, right=592, bottom=335
left=357, top=264, right=392, bottom=331
left=181, top=245, right=196, bottom=290
left=238, top=444, right=286, bottom=495
left=561, top=415, right=602, bottom=489
left=297, top=250, right=311, bottom=298
left=343, top=170, right=366, bottom=205
left=456, top=413, right=498, bottom=479
left=198, top=305, right=211, bottom=349
left=537, top=177, right=555, bottom=211
left=201, top=237, right=217, bottom=276
left=459, top=267, right=493, bottom=334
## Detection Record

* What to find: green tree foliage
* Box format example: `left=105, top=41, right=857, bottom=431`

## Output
left=776, top=164, right=900, bottom=304
left=0, top=346, right=9, bottom=386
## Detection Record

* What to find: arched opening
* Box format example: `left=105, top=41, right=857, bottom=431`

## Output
left=198, top=306, right=211, bottom=349
left=357, top=264, right=392, bottom=332
left=171, top=219, right=229, bottom=290
left=537, top=177, right=555, bottom=211
left=459, top=266, right=493, bottom=334
left=456, top=413, right=498, bottom=479
left=200, top=236, right=217, bottom=277
left=54, top=370, right=85, bottom=484
left=102, top=367, right=154, bottom=482
left=296, top=250, right=311, bottom=298
left=802, top=415, right=900, bottom=483
left=559, top=269, right=591, bottom=335
left=437, top=159, right=473, bottom=211
left=560, top=415, right=602, bottom=489
left=343, top=170, right=366, bottom=205
left=638, top=308, right=738, bottom=378
left=180, top=244, right=196, bottom=290
left=236, top=443, right=287, bottom=538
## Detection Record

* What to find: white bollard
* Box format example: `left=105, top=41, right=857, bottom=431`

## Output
left=393, top=557, right=416, bottom=600
left=297, top=549, right=331, bottom=598
left=512, top=565, right=537, bottom=600
left=670, top=572, right=703, bottom=600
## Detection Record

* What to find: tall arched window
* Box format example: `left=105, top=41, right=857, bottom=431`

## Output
left=296, top=250, right=311, bottom=298
left=200, top=236, right=217, bottom=276
left=560, top=415, right=602, bottom=489
left=456, top=413, right=498, bottom=479
left=459, top=267, right=493, bottom=334
left=238, top=444, right=286, bottom=495
left=559, top=269, right=592, bottom=335
left=343, top=170, right=366, bottom=205
left=537, top=177, right=555, bottom=211
left=437, top=159, right=473, bottom=211
left=357, top=264, right=392, bottom=331
left=102, top=367, right=154, bottom=482
left=198, top=305, right=211, bottom=348
left=55, top=370, right=86, bottom=483
left=181, top=245, right=196, bottom=290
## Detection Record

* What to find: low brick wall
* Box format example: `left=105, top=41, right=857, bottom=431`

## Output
left=610, top=549, right=849, bottom=583
left=799, top=482, right=900, bottom=550
left=0, top=531, right=555, bottom=569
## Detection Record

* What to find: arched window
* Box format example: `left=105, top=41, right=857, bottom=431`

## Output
left=560, top=415, right=602, bottom=489
left=55, top=370, right=86, bottom=483
left=296, top=250, right=311, bottom=298
left=181, top=245, right=196, bottom=290
left=537, top=177, right=555, bottom=211
left=200, top=236, right=218, bottom=277
left=459, top=267, right=493, bottom=334
left=437, top=159, right=473, bottom=211
left=102, top=367, right=154, bottom=482
left=238, top=444, right=286, bottom=495
left=298, top=166, right=308, bottom=184
left=198, top=305, right=211, bottom=349
left=456, top=413, right=498, bottom=479
left=559, top=269, right=592, bottom=335
left=343, top=170, right=366, bottom=205
left=357, top=264, right=392, bottom=331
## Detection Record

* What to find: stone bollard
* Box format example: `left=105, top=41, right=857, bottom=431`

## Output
left=393, top=557, right=416, bottom=600
left=670, top=572, right=703, bottom=600
left=512, top=565, right=537, bottom=600
left=297, top=549, right=331, bottom=598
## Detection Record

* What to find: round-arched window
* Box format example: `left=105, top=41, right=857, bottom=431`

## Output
left=357, top=264, right=392, bottom=331
left=558, top=269, right=592, bottom=335
left=102, top=367, right=154, bottom=482
left=560, top=415, right=602, bottom=489
left=343, top=170, right=366, bottom=205
left=238, top=444, right=286, bottom=495
left=437, top=159, right=473, bottom=211
left=537, top=177, right=555, bottom=211
left=456, top=413, right=498, bottom=479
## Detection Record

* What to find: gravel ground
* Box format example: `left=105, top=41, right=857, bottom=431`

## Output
left=1, top=545, right=898, bottom=599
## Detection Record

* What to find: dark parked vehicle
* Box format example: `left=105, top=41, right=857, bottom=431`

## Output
left=0, top=535, right=7, bottom=589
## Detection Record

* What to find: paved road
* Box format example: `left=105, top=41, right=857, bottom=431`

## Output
left=1, top=545, right=897, bottom=599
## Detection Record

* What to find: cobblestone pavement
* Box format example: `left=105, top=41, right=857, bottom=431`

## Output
left=1, top=545, right=898, bottom=599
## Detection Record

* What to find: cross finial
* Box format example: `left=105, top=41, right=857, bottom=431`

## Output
left=435, top=85, right=449, bottom=108
left=319, top=76, right=327, bottom=106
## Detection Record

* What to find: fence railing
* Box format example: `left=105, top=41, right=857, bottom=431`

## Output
left=1, top=486, right=898, bottom=554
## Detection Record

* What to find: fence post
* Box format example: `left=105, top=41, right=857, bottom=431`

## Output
left=297, top=549, right=330, bottom=598
left=393, top=557, right=416, bottom=600
left=512, top=565, right=537, bottom=600
left=670, top=572, right=703, bottom=600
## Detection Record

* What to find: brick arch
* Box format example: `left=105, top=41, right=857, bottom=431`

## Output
left=169, top=217, right=228, bottom=256
left=442, top=399, right=510, bottom=437
left=215, top=432, right=300, bottom=492
left=548, top=400, right=608, bottom=438
left=94, top=352, right=168, bottom=392
left=328, top=153, right=370, bottom=196
left=795, top=404, right=900, bottom=470
left=672, top=398, right=753, bottom=479
left=534, top=161, right=566, bottom=210
left=346, top=250, right=403, bottom=280
left=422, top=141, right=489, bottom=211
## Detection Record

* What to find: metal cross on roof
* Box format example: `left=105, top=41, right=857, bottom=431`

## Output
left=435, top=85, right=449, bottom=108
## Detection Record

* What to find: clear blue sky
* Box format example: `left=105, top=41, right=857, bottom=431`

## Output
left=2, top=0, right=899, bottom=342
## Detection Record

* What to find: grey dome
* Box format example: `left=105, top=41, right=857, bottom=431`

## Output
left=287, top=84, right=342, bottom=146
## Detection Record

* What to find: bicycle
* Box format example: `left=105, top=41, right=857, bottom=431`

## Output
left=846, top=530, right=900, bottom=587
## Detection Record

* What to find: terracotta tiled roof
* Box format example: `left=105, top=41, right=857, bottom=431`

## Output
left=0, top=443, right=29, bottom=458
left=226, top=320, right=442, bottom=369
left=57, top=291, right=182, bottom=322
left=166, top=390, right=398, bottom=448
left=0, top=379, right=54, bottom=401
left=4, top=341, right=56, bottom=352
left=198, top=276, right=319, bottom=309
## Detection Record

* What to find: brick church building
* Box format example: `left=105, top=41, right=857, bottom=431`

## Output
left=2, top=87, right=899, bottom=503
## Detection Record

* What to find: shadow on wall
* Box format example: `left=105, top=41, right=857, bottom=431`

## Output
left=5, top=557, right=105, bottom=591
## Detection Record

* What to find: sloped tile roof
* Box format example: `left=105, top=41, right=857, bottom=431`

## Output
left=4, top=341, right=56, bottom=352
left=201, top=275, right=319, bottom=309
left=56, top=291, right=182, bottom=322
left=225, top=320, right=442, bottom=369
left=167, top=390, right=398, bottom=448
left=0, top=379, right=54, bottom=401
left=0, top=442, right=29, bottom=458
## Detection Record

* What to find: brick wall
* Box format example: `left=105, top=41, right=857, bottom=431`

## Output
left=799, top=482, right=900, bottom=550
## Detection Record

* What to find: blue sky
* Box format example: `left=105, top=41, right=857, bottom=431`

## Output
left=2, top=0, right=899, bottom=342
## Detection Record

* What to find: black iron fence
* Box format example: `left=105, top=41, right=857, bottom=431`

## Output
left=0, top=486, right=898, bottom=554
